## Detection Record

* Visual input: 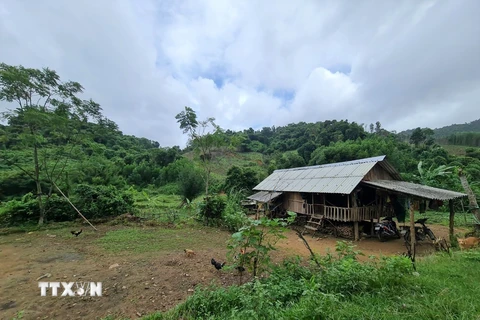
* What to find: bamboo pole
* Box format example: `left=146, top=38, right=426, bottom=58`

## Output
left=449, top=200, right=455, bottom=244
left=53, top=182, right=98, bottom=231
left=409, top=201, right=416, bottom=264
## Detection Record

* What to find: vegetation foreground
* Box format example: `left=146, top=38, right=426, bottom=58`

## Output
left=143, top=247, right=480, bottom=320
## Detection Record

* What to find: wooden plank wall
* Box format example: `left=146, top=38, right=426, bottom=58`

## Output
left=363, top=164, right=395, bottom=181
left=283, top=192, right=305, bottom=214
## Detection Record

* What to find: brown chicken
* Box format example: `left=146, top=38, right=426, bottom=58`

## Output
left=184, top=249, right=196, bottom=257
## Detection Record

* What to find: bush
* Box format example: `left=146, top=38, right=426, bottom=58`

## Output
left=73, top=184, right=134, bottom=219
left=0, top=193, right=38, bottom=226
left=178, top=164, right=204, bottom=201
left=198, top=194, right=225, bottom=225
left=222, top=190, right=248, bottom=231
left=44, top=194, right=76, bottom=222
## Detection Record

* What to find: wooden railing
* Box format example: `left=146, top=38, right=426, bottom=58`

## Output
left=304, top=204, right=387, bottom=221
left=287, top=202, right=394, bottom=222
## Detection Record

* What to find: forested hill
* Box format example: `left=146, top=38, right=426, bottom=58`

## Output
left=1, top=62, right=480, bottom=227
left=399, top=119, right=480, bottom=138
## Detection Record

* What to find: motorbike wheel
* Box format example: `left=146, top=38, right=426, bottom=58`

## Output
left=426, top=229, right=436, bottom=241
left=396, top=230, right=401, bottom=239
left=378, top=231, right=386, bottom=242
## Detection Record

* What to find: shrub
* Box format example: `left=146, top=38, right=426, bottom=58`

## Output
left=198, top=194, right=225, bottom=225
left=0, top=193, right=38, bottom=226
left=222, top=190, right=248, bottom=231
left=73, top=184, right=134, bottom=219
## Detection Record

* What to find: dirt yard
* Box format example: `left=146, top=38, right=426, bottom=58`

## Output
left=0, top=223, right=462, bottom=320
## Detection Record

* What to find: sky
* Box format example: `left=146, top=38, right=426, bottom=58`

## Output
left=0, top=0, right=479, bottom=147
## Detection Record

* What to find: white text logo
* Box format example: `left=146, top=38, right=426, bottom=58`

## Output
left=38, top=282, right=102, bottom=297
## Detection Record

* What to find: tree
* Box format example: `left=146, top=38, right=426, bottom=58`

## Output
left=0, top=63, right=102, bottom=225
left=410, top=127, right=435, bottom=147
left=224, top=166, right=259, bottom=193
left=175, top=106, right=226, bottom=197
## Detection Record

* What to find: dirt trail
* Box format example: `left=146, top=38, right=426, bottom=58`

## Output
left=0, top=224, right=462, bottom=320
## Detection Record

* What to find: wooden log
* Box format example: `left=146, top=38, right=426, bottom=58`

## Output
left=449, top=199, right=455, bottom=244
left=409, top=201, right=416, bottom=264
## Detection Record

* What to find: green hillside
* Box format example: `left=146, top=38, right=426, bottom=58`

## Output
left=1, top=62, right=480, bottom=227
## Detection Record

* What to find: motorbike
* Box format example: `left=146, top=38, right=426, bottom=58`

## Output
left=375, top=216, right=401, bottom=242
left=403, top=218, right=436, bottom=244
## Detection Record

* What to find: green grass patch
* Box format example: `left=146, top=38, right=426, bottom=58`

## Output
left=438, top=144, right=470, bottom=156
left=98, top=226, right=229, bottom=255
left=132, top=192, right=187, bottom=222
left=400, top=210, right=476, bottom=228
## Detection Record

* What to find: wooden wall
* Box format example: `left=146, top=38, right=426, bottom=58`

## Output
left=363, top=163, right=395, bottom=181
left=283, top=192, right=305, bottom=214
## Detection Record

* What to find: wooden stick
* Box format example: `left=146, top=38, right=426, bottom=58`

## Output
left=449, top=200, right=455, bottom=244
left=409, top=201, right=416, bottom=265
left=295, top=229, right=323, bottom=270
left=53, top=182, right=98, bottom=231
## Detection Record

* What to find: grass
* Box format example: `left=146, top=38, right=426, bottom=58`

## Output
left=438, top=144, right=471, bottom=156
left=0, top=221, right=78, bottom=237
left=97, top=226, right=229, bottom=255
left=400, top=210, right=477, bottom=228
left=184, top=151, right=267, bottom=177
left=132, top=191, right=188, bottom=222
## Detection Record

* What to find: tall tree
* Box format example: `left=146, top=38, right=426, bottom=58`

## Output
left=0, top=63, right=102, bottom=225
left=175, top=106, right=226, bottom=196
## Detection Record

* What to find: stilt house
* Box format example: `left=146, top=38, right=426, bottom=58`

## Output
left=248, top=155, right=467, bottom=240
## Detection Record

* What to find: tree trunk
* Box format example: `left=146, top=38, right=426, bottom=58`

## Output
left=458, top=169, right=480, bottom=222
left=34, top=143, right=45, bottom=225
left=205, top=169, right=210, bottom=197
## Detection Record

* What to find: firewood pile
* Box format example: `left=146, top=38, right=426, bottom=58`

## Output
left=321, top=221, right=355, bottom=239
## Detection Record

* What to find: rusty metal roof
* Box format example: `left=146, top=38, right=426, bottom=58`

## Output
left=253, top=155, right=399, bottom=194
left=247, top=191, right=283, bottom=203
left=362, top=180, right=467, bottom=201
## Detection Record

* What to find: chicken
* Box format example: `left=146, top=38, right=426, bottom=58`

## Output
left=211, top=258, right=225, bottom=270
left=458, top=237, right=480, bottom=250
left=184, top=249, right=196, bottom=257
left=71, top=229, right=82, bottom=237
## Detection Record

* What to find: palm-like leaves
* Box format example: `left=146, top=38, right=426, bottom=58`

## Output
left=415, top=161, right=455, bottom=186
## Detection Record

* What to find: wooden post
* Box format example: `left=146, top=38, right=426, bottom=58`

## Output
left=449, top=199, right=455, bottom=244
left=354, top=221, right=359, bottom=241
left=370, top=218, right=374, bottom=236
left=323, top=194, right=326, bottom=216
left=409, top=201, right=416, bottom=264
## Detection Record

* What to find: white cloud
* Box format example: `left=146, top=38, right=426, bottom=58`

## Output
left=0, top=0, right=479, bottom=146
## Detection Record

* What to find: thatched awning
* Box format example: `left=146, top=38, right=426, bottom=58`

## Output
left=362, top=180, right=467, bottom=201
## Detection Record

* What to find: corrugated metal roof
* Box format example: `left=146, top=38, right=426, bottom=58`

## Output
left=362, top=180, right=467, bottom=201
left=253, top=155, right=393, bottom=194
left=247, top=191, right=283, bottom=203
